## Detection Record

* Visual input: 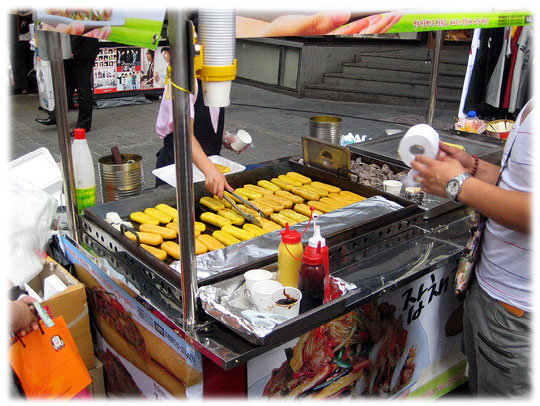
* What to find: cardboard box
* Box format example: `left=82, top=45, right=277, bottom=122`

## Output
left=87, top=357, right=105, bottom=398
left=26, top=257, right=95, bottom=369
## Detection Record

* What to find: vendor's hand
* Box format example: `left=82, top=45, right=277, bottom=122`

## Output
left=204, top=165, right=233, bottom=199
left=222, top=131, right=249, bottom=154
left=410, top=155, right=467, bottom=197
left=10, top=297, right=39, bottom=337
left=438, top=141, right=476, bottom=174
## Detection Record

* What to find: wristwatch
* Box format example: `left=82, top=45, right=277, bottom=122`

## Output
left=445, top=173, right=471, bottom=201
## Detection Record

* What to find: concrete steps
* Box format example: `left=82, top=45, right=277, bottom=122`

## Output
left=305, top=44, right=470, bottom=109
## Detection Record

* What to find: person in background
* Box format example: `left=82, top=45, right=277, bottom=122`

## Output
left=153, top=47, right=170, bottom=87
left=36, top=35, right=100, bottom=134
left=410, top=98, right=533, bottom=397
left=142, top=49, right=154, bottom=88
left=155, top=77, right=247, bottom=197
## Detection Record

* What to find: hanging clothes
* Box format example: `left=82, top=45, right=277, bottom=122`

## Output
left=485, top=27, right=512, bottom=108
left=509, top=25, right=533, bottom=113
left=463, top=28, right=505, bottom=116
left=502, top=26, right=523, bottom=109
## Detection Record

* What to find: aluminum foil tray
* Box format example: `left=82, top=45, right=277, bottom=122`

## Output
left=198, top=267, right=357, bottom=346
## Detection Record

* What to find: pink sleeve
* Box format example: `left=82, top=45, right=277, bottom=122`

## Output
left=155, top=85, right=196, bottom=138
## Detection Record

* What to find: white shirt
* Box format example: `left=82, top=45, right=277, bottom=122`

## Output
left=476, top=99, right=533, bottom=312
left=155, top=81, right=220, bottom=139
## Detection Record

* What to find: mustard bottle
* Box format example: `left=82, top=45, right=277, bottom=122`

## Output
left=278, top=223, right=304, bottom=288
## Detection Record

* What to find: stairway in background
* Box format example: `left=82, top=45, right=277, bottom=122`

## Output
left=304, top=44, right=470, bottom=111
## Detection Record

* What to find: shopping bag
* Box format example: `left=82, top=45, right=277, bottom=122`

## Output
left=455, top=216, right=485, bottom=297
left=9, top=315, right=92, bottom=399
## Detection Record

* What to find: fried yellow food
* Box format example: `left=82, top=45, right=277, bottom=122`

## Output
left=161, top=240, right=207, bottom=258
left=213, top=195, right=232, bottom=208
left=214, top=163, right=230, bottom=173
left=441, top=141, right=466, bottom=152
left=320, top=197, right=347, bottom=209
left=339, top=190, right=365, bottom=202
left=274, top=190, right=304, bottom=204
left=311, top=181, right=341, bottom=194
left=141, top=244, right=168, bottom=261
left=212, top=230, right=241, bottom=246
left=218, top=208, right=245, bottom=226
left=155, top=203, right=178, bottom=222
left=242, top=223, right=267, bottom=236
left=139, top=224, right=177, bottom=239
left=197, top=234, right=225, bottom=251
left=200, top=212, right=232, bottom=228
left=125, top=231, right=163, bottom=246
left=307, top=200, right=336, bottom=213
left=264, top=194, right=294, bottom=209
left=130, top=211, right=160, bottom=226
left=280, top=209, right=310, bottom=223
left=234, top=204, right=261, bottom=218
left=165, top=221, right=206, bottom=234
left=254, top=197, right=284, bottom=212
left=293, top=203, right=324, bottom=218
left=222, top=225, right=256, bottom=241
left=144, top=208, right=172, bottom=224
left=291, top=186, right=320, bottom=201
left=200, top=196, right=225, bottom=211
left=258, top=217, right=283, bottom=232
left=271, top=177, right=295, bottom=191
left=235, top=187, right=262, bottom=200
left=303, top=184, right=329, bottom=197
left=286, top=171, right=312, bottom=184
left=278, top=174, right=303, bottom=187
left=257, top=179, right=281, bottom=192
left=271, top=212, right=299, bottom=227
left=327, top=192, right=356, bottom=205
left=243, top=184, right=274, bottom=196
left=248, top=201, right=274, bottom=216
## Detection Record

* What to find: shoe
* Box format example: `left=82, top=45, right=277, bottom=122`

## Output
left=35, top=118, right=56, bottom=126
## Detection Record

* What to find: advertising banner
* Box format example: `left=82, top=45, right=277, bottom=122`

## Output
left=34, top=9, right=165, bottom=49
left=247, top=263, right=466, bottom=399
left=59, top=234, right=203, bottom=399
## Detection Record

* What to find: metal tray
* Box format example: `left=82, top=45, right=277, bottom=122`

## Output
left=348, top=131, right=503, bottom=167
left=302, top=136, right=351, bottom=176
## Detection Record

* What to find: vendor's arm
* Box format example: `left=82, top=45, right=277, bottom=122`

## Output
left=191, top=130, right=232, bottom=199
left=411, top=155, right=530, bottom=234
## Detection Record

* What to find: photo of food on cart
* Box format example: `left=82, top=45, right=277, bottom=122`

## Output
left=255, top=300, right=428, bottom=399
left=35, top=8, right=125, bottom=30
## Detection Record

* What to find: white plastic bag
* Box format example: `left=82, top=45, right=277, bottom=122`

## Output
left=8, top=175, right=58, bottom=286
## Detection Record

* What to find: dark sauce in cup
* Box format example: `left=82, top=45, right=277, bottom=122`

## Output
left=275, top=289, right=298, bottom=306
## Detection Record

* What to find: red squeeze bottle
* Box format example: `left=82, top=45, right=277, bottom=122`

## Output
left=303, top=215, right=330, bottom=302
left=298, top=241, right=326, bottom=313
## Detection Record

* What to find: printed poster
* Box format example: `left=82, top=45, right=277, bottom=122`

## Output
left=59, top=234, right=203, bottom=399
left=247, top=263, right=466, bottom=399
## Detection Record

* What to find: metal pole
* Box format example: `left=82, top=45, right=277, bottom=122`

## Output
left=426, top=30, right=444, bottom=127
left=45, top=31, right=80, bottom=242
left=168, top=11, right=199, bottom=327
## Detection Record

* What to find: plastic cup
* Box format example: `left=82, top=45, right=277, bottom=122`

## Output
left=201, top=80, right=232, bottom=107
left=231, top=129, right=252, bottom=151
left=271, top=287, right=302, bottom=318
left=383, top=180, right=403, bottom=195
left=251, top=280, right=283, bottom=313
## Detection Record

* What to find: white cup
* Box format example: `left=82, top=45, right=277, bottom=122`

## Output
left=231, top=129, right=252, bottom=151
left=244, top=269, right=273, bottom=298
left=201, top=80, right=232, bottom=107
left=271, top=287, right=302, bottom=318
left=251, top=280, right=283, bottom=313
left=383, top=180, right=403, bottom=195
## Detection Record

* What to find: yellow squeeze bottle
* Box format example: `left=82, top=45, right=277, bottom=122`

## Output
left=278, top=223, right=304, bottom=288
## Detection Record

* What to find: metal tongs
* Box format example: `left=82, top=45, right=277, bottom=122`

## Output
left=222, top=190, right=269, bottom=228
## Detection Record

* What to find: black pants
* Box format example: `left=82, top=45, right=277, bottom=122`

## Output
left=50, top=58, right=95, bottom=131
left=155, top=133, right=175, bottom=187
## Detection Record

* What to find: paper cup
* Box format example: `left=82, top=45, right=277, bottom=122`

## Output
left=271, top=287, right=302, bottom=318
left=244, top=269, right=273, bottom=291
left=383, top=180, right=403, bottom=195
left=231, top=130, right=252, bottom=151
left=252, top=280, right=283, bottom=313
left=202, top=80, right=232, bottom=107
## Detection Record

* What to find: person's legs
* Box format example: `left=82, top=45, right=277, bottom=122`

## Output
left=463, top=280, right=531, bottom=397
left=72, top=59, right=95, bottom=131
left=155, top=133, right=175, bottom=187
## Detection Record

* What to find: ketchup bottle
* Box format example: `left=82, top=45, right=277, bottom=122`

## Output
left=298, top=242, right=326, bottom=313
left=303, top=213, right=330, bottom=302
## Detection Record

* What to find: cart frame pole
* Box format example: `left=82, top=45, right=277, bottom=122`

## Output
left=45, top=31, right=80, bottom=242
left=168, top=11, right=199, bottom=328
left=426, top=30, right=445, bottom=127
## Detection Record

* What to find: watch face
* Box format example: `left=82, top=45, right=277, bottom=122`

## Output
left=446, top=179, right=460, bottom=198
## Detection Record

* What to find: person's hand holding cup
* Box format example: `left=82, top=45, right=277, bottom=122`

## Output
left=224, top=130, right=252, bottom=154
